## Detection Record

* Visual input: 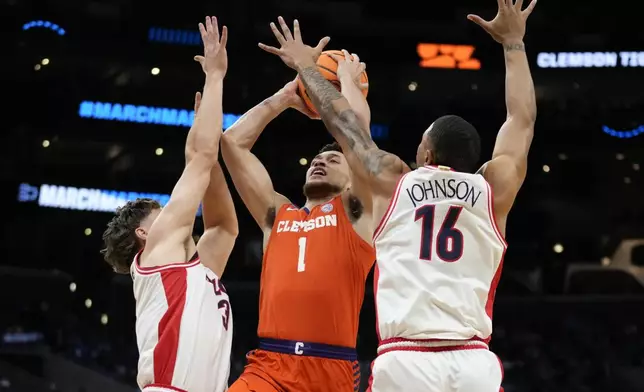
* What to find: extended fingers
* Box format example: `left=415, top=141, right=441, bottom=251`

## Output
left=522, top=0, right=537, bottom=17
left=211, top=16, right=219, bottom=41
left=314, top=36, right=331, bottom=52
left=293, top=19, right=302, bottom=41
left=219, top=25, right=228, bottom=47
left=278, top=16, right=293, bottom=41
left=270, top=22, right=286, bottom=45
left=467, top=14, right=490, bottom=30
left=258, top=42, right=282, bottom=56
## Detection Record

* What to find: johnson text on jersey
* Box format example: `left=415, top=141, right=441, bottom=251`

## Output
left=406, top=178, right=482, bottom=208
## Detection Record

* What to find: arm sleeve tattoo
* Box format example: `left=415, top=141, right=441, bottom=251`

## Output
left=298, top=65, right=404, bottom=177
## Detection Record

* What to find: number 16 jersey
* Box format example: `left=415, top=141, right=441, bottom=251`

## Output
left=373, top=165, right=507, bottom=343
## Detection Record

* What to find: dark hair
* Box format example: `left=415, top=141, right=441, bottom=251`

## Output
left=427, top=115, right=481, bottom=173
left=319, top=141, right=342, bottom=154
left=101, top=198, right=161, bottom=274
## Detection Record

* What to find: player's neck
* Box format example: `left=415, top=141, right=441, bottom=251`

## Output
left=304, top=195, right=336, bottom=210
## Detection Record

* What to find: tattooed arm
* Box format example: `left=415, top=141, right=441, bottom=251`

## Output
left=296, top=60, right=409, bottom=196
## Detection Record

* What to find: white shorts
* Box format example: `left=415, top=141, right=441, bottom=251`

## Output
left=369, top=344, right=503, bottom=392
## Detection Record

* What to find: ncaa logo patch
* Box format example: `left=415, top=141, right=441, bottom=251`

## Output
left=321, top=203, right=333, bottom=213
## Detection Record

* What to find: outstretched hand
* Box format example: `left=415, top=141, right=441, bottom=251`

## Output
left=329, top=49, right=368, bottom=90
left=259, top=16, right=330, bottom=70
left=467, top=0, right=537, bottom=45
left=194, top=16, right=228, bottom=77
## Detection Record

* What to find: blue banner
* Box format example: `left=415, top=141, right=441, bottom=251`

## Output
left=18, top=183, right=202, bottom=216
left=78, top=100, right=389, bottom=139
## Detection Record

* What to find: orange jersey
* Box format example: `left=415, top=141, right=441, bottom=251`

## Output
left=257, top=196, right=375, bottom=348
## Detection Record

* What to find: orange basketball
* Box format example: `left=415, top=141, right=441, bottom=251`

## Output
left=297, top=50, right=369, bottom=115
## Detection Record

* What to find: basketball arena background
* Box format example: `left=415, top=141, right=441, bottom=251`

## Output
left=2, top=0, right=643, bottom=391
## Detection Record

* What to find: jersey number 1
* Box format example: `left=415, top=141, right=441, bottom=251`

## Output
left=297, top=237, right=307, bottom=272
left=415, top=205, right=464, bottom=262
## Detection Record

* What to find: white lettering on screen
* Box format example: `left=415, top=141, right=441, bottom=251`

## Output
left=536, top=51, right=644, bottom=68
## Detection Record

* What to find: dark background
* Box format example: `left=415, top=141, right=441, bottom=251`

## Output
left=1, top=0, right=644, bottom=391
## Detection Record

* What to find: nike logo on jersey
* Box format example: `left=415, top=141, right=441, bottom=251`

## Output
left=276, top=214, right=338, bottom=233
left=406, top=179, right=482, bottom=208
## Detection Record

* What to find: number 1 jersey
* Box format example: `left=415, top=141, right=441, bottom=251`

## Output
left=258, top=196, right=375, bottom=348
left=373, top=165, right=507, bottom=342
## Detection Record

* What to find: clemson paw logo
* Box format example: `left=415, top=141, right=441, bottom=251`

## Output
left=417, top=44, right=481, bottom=70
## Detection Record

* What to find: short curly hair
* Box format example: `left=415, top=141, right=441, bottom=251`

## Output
left=101, top=198, right=161, bottom=274
left=319, top=141, right=342, bottom=154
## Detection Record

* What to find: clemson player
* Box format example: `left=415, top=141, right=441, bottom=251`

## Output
left=222, top=35, right=373, bottom=392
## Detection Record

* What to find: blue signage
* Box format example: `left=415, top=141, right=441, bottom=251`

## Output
left=148, top=27, right=201, bottom=46
left=23, top=20, right=66, bottom=35
left=18, top=183, right=202, bottom=216
left=78, top=101, right=389, bottom=139
left=602, top=125, right=644, bottom=139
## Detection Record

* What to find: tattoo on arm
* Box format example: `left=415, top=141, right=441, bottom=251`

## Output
left=504, top=43, right=526, bottom=52
left=299, top=66, right=404, bottom=177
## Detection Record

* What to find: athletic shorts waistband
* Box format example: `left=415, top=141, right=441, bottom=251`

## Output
left=377, top=337, right=489, bottom=356
left=258, top=338, right=357, bottom=361
left=143, top=384, right=187, bottom=392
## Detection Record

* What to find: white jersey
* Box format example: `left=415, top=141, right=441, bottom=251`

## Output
left=131, top=252, right=232, bottom=392
left=373, top=165, right=507, bottom=342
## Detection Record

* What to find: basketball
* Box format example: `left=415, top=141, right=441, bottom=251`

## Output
left=297, top=50, right=369, bottom=115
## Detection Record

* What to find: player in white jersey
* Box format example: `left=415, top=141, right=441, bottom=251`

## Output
left=101, top=17, right=236, bottom=392
left=280, top=0, right=537, bottom=391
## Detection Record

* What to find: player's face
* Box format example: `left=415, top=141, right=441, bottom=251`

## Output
left=304, top=151, right=350, bottom=194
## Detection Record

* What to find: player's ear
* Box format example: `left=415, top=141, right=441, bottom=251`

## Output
left=424, top=149, right=433, bottom=165
left=135, top=227, right=148, bottom=241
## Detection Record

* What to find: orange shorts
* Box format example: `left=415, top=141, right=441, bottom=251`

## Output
left=229, top=349, right=361, bottom=392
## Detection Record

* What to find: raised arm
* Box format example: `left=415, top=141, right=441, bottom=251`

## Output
left=186, top=90, right=238, bottom=277
left=468, top=0, right=537, bottom=225
left=142, top=17, right=228, bottom=266
left=198, top=164, right=238, bottom=276
left=258, top=17, right=409, bottom=197
left=335, top=50, right=371, bottom=131
left=221, top=81, right=314, bottom=232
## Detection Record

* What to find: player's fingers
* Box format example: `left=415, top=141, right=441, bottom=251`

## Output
left=293, top=19, right=302, bottom=41
left=315, top=36, right=330, bottom=52
left=515, top=0, right=524, bottom=10
left=269, top=22, right=286, bottom=45
left=359, top=82, right=369, bottom=90
left=205, top=16, right=213, bottom=37
left=351, top=53, right=360, bottom=63
left=497, top=0, right=505, bottom=9
left=329, top=53, right=344, bottom=63
left=467, top=14, right=490, bottom=30
left=194, top=55, right=205, bottom=65
left=258, top=43, right=282, bottom=56
left=277, top=16, right=293, bottom=41
left=211, top=16, right=219, bottom=41
left=522, top=0, right=537, bottom=17
left=219, top=25, right=228, bottom=48
left=359, top=62, right=366, bottom=73
left=198, top=23, right=207, bottom=41
left=505, top=0, right=513, bottom=8
left=341, top=49, right=351, bottom=62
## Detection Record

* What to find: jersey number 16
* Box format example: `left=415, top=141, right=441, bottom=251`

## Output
left=415, top=205, right=464, bottom=262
